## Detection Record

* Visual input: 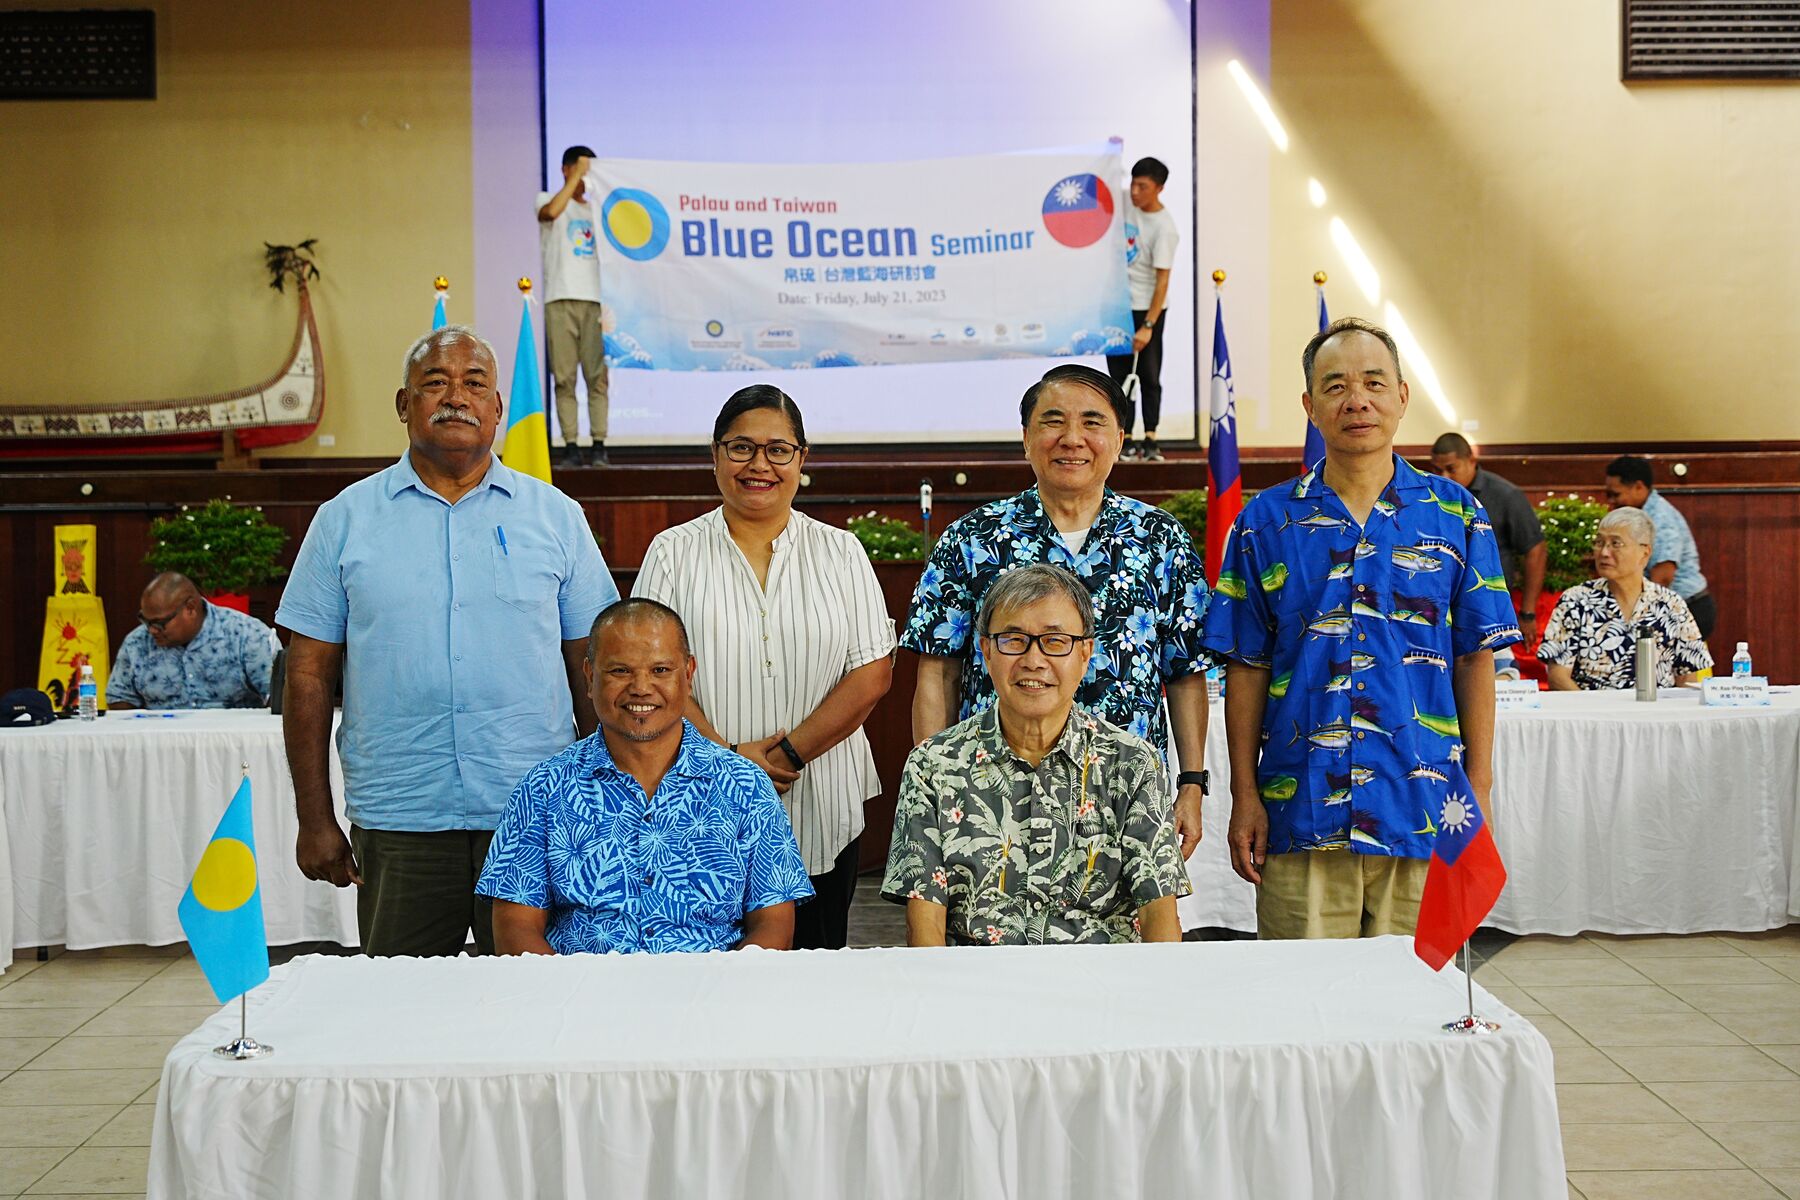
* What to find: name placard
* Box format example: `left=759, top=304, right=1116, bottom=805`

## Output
left=1702, top=677, right=1771, bottom=707
left=1495, top=680, right=1542, bottom=709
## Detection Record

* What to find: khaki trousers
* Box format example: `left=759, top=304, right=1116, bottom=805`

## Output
left=1256, top=850, right=1428, bottom=940
left=545, top=298, right=609, bottom=445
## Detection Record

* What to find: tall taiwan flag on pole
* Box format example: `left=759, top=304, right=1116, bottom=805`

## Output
left=177, top=775, right=270, bottom=1003
left=1413, top=757, right=1509, bottom=971
left=501, top=279, right=553, bottom=483
left=1204, top=272, right=1242, bottom=585
left=1303, top=272, right=1329, bottom=468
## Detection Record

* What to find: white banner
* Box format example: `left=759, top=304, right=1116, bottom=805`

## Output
left=589, top=149, right=1135, bottom=372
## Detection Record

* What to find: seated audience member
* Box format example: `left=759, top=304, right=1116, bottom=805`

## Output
left=1538, top=507, right=1712, bottom=691
left=1603, top=454, right=1713, bottom=639
left=107, top=572, right=275, bottom=710
left=882, top=563, right=1188, bottom=946
left=477, top=599, right=814, bottom=955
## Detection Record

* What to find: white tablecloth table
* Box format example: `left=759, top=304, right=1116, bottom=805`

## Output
left=0, top=710, right=357, bottom=956
left=1181, top=690, right=1800, bottom=937
left=150, top=938, right=1563, bottom=1200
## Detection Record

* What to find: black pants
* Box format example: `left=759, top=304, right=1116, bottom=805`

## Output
left=1105, top=309, right=1167, bottom=435
left=1686, top=591, right=1717, bottom=640
left=349, top=826, right=495, bottom=957
left=792, top=835, right=861, bottom=951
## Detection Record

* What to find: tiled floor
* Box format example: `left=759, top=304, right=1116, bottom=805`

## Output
left=2, top=890, right=1797, bottom=1197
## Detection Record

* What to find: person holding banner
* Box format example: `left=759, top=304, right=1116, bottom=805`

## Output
left=633, top=385, right=895, bottom=950
left=1200, top=318, right=1519, bottom=940
left=537, top=144, right=609, bottom=467
left=904, top=364, right=1211, bottom=860
left=1107, top=156, right=1179, bottom=462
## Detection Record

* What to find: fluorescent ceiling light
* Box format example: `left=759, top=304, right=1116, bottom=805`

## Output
left=1384, top=302, right=1457, bottom=426
left=1226, top=60, right=1288, bottom=152
left=1328, top=217, right=1380, bottom=304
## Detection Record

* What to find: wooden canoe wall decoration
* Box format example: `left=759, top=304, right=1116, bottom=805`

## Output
left=0, top=242, right=327, bottom=459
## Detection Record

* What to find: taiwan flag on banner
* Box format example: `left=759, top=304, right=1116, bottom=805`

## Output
left=1205, top=294, right=1241, bottom=585
left=1414, top=758, right=1509, bottom=971
left=1040, top=173, right=1115, bottom=249
left=1303, top=284, right=1329, bottom=468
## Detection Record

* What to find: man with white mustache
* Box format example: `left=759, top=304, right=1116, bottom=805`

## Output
left=277, top=325, right=618, bottom=957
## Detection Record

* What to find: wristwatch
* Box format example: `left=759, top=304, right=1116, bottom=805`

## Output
left=1177, top=770, right=1209, bottom=795
left=777, top=736, right=806, bottom=771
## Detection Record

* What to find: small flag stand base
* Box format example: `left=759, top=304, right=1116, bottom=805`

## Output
left=1442, top=943, right=1501, bottom=1036
left=213, top=995, right=273, bottom=1060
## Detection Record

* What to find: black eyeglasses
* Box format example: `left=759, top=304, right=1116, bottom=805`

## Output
left=716, top=437, right=801, bottom=465
left=138, top=607, right=184, bottom=631
left=984, top=631, right=1092, bottom=657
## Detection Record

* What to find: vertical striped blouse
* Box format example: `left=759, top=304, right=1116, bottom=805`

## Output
left=633, top=508, right=896, bottom=874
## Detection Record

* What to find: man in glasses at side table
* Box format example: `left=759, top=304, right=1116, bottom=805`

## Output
left=107, top=572, right=276, bottom=710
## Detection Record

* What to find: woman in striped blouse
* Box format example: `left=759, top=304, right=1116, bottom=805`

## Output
left=633, top=385, right=896, bottom=949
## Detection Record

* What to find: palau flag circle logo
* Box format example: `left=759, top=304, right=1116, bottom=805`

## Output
left=1041, top=174, right=1115, bottom=249
left=190, top=837, right=259, bottom=911
left=601, top=188, right=671, bottom=260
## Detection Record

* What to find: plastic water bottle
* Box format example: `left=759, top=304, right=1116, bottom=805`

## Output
left=77, top=664, right=98, bottom=721
left=1733, top=642, right=1753, bottom=678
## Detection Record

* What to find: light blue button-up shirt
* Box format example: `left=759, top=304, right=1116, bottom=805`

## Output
left=106, top=601, right=274, bottom=709
left=275, top=453, right=617, bottom=832
left=1641, top=489, right=1707, bottom=600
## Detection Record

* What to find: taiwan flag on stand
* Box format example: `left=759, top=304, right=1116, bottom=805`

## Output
left=1303, top=281, right=1329, bottom=468
left=1413, top=759, right=1509, bottom=971
left=1204, top=290, right=1242, bottom=585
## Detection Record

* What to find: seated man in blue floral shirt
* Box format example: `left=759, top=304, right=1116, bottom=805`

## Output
left=478, top=599, right=814, bottom=955
left=107, top=573, right=275, bottom=710
left=903, top=364, right=1212, bottom=859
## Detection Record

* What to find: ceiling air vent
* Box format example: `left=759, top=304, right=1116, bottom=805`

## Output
left=1623, top=0, right=1800, bottom=79
left=0, top=10, right=156, bottom=101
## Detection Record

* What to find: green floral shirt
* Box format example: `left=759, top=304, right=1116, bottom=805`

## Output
left=880, top=705, right=1189, bottom=945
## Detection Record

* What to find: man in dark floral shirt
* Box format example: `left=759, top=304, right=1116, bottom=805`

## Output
left=902, top=365, right=1212, bottom=857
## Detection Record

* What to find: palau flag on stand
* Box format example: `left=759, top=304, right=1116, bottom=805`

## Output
left=1204, top=276, right=1242, bottom=586
left=1303, top=274, right=1329, bottom=469
left=501, top=280, right=553, bottom=483
left=177, top=777, right=271, bottom=1003
left=1413, top=758, right=1509, bottom=971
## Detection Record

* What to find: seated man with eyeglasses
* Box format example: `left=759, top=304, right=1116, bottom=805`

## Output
left=881, top=562, right=1188, bottom=946
left=107, top=572, right=277, bottom=710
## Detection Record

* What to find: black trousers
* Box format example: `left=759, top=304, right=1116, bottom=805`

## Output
left=792, top=835, right=861, bottom=951
left=1105, top=309, right=1167, bottom=435
left=1686, top=591, right=1717, bottom=640
left=349, top=826, right=495, bottom=957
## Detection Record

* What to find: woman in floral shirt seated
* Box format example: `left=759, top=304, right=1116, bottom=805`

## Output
left=881, top=563, right=1189, bottom=946
left=1538, top=506, right=1712, bottom=691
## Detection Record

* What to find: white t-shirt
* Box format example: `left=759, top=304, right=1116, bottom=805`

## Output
left=536, top=184, right=603, bottom=304
left=1124, top=204, right=1179, bottom=311
left=1058, top=528, right=1091, bottom=555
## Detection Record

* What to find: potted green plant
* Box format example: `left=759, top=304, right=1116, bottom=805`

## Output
left=1533, top=493, right=1608, bottom=625
left=146, top=498, right=289, bottom=611
left=847, top=512, right=928, bottom=562
left=1158, top=489, right=1207, bottom=551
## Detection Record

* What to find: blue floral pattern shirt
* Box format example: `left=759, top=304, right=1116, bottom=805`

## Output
left=1199, top=456, right=1521, bottom=860
left=901, top=486, right=1210, bottom=751
left=476, top=722, right=815, bottom=956
left=106, top=601, right=274, bottom=709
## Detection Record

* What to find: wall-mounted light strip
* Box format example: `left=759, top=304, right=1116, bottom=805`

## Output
left=1384, top=303, right=1457, bottom=426
left=1328, top=217, right=1380, bottom=305
left=1226, top=59, right=1288, bottom=152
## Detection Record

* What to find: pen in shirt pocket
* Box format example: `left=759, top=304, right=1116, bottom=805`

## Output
left=496, top=525, right=509, bottom=556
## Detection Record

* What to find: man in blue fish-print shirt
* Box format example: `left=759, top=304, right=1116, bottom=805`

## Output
left=1200, top=318, right=1520, bottom=940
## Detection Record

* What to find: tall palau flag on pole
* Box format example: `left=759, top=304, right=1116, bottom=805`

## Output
left=1204, top=274, right=1242, bottom=586
left=1304, top=273, right=1329, bottom=468
left=1413, top=759, right=1509, bottom=971
left=177, top=777, right=270, bottom=1003
left=430, top=275, right=449, bottom=331
left=501, top=281, right=553, bottom=483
